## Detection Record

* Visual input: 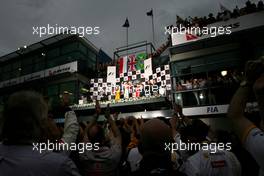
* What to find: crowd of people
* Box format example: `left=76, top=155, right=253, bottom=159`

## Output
left=0, top=58, right=264, bottom=176
left=175, top=0, right=264, bottom=28
left=175, top=70, right=243, bottom=91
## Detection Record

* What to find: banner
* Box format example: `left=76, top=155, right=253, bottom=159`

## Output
left=45, top=61, right=77, bottom=76
left=183, top=105, right=229, bottom=116
left=182, top=103, right=259, bottom=116
left=0, top=61, right=78, bottom=89
left=107, top=66, right=116, bottom=83
left=144, top=57, right=153, bottom=78
left=171, top=11, right=264, bottom=46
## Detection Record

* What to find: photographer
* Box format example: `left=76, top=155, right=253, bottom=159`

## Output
left=80, top=101, right=122, bottom=176
left=228, top=58, right=264, bottom=175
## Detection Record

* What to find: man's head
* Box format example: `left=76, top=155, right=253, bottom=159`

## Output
left=1, top=91, right=48, bottom=144
left=60, top=91, right=72, bottom=106
left=180, top=119, right=210, bottom=143
left=139, top=118, right=173, bottom=154
left=88, top=124, right=106, bottom=145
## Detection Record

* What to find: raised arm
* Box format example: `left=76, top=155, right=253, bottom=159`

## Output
left=227, top=60, right=263, bottom=141
left=105, top=104, right=121, bottom=144
left=174, top=104, right=192, bottom=127
left=131, top=116, right=141, bottom=137
left=60, top=93, right=79, bottom=145
left=61, top=110, right=79, bottom=144
left=83, top=100, right=100, bottom=143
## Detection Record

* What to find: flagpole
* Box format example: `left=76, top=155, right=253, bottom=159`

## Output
left=126, top=26, right=128, bottom=57
left=151, top=8, right=155, bottom=47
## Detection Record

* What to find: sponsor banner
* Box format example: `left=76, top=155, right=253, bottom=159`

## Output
left=45, top=61, right=77, bottom=77
left=172, top=33, right=191, bottom=46
left=24, top=71, right=44, bottom=82
left=183, top=103, right=258, bottom=116
left=8, top=77, right=22, bottom=86
left=183, top=105, right=229, bottom=116
left=1, top=80, right=11, bottom=88
left=144, top=57, right=153, bottom=78
left=0, top=61, right=78, bottom=89
left=172, top=11, right=264, bottom=46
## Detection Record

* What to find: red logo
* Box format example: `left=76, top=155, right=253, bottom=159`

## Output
left=186, top=33, right=198, bottom=41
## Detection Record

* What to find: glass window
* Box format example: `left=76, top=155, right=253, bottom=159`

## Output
left=47, top=60, right=57, bottom=68
left=2, top=73, right=10, bottom=80
left=33, top=62, right=45, bottom=72
left=47, top=48, right=60, bottom=59
left=22, top=65, right=32, bottom=75
left=65, top=51, right=86, bottom=63
left=12, top=61, right=21, bottom=69
left=79, top=43, right=88, bottom=55
left=3, top=64, right=11, bottom=72
left=22, top=57, right=33, bottom=66
left=88, top=50, right=96, bottom=62
left=88, top=60, right=96, bottom=70
left=48, top=84, right=59, bottom=96
left=12, top=70, right=21, bottom=78
left=34, top=55, right=44, bottom=63
left=61, top=42, right=78, bottom=54
left=49, top=95, right=60, bottom=107
left=54, top=56, right=68, bottom=66
left=60, top=81, right=75, bottom=94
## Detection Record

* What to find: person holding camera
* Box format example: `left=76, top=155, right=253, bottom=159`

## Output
left=228, top=58, right=264, bottom=176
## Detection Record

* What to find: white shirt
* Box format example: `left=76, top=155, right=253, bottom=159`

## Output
left=62, top=111, right=79, bottom=145
left=244, top=127, right=264, bottom=176
left=127, top=147, right=142, bottom=172
left=181, top=149, right=241, bottom=176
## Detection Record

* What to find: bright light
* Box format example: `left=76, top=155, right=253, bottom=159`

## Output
left=23, top=45, right=27, bottom=49
left=177, top=95, right=181, bottom=100
left=221, top=70, right=228, bottom=77
left=41, top=53, right=46, bottom=56
left=199, top=93, right=204, bottom=99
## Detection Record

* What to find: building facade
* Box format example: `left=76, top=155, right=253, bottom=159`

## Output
left=0, top=34, right=111, bottom=110
left=169, top=12, right=264, bottom=130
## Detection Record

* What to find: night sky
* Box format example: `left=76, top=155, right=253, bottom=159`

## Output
left=0, top=0, right=257, bottom=57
